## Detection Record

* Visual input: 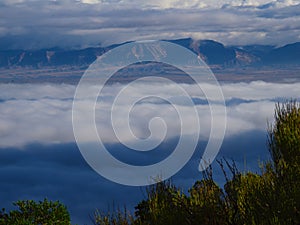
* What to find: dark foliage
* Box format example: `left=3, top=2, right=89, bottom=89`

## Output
left=0, top=199, right=70, bottom=225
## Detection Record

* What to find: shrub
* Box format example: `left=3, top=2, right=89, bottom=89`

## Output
left=0, top=199, right=70, bottom=225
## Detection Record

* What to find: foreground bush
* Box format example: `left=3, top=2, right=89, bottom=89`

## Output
left=0, top=199, right=70, bottom=225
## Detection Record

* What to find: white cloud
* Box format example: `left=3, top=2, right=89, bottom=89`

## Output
left=0, top=81, right=299, bottom=148
left=75, top=0, right=299, bottom=9
left=0, top=0, right=299, bottom=48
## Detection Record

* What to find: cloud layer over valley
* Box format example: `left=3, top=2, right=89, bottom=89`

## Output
left=0, top=81, right=299, bottom=148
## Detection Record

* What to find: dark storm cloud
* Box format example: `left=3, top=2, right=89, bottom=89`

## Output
left=0, top=0, right=299, bottom=49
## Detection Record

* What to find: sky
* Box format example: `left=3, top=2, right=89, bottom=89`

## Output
left=0, top=0, right=300, bottom=49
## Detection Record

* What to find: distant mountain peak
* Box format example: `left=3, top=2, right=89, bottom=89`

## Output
left=0, top=38, right=299, bottom=68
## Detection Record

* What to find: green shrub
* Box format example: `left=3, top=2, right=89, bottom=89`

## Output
left=267, top=100, right=300, bottom=224
left=0, top=199, right=70, bottom=225
left=93, top=208, right=134, bottom=225
left=268, top=101, right=300, bottom=169
left=134, top=180, right=188, bottom=225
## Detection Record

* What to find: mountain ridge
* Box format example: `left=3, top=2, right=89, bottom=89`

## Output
left=0, top=38, right=299, bottom=68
